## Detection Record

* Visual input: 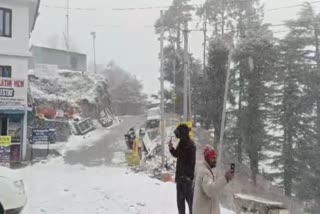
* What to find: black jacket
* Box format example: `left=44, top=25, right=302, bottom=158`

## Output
left=170, top=138, right=196, bottom=181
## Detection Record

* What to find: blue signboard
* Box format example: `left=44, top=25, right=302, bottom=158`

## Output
left=0, top=88, right=14, bottom=97
left=0, top=147, right=11, bottom=162
left=32, top=128, right=49, bottom=144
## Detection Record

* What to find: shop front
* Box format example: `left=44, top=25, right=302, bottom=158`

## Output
left=0, top=108, right=27, bottom=162
left=0, top=75, right=29, bottom=163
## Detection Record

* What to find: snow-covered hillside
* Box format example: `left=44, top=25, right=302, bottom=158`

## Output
left=29, top=68, right=106, bottom=107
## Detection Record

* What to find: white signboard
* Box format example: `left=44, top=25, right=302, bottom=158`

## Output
left=0, top=78, right=27, bottom=106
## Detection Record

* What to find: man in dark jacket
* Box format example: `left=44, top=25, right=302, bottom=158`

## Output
left=169, top=124, right=196, bottom=214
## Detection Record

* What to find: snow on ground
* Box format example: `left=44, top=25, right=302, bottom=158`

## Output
left=20, top=157, right=235, bottom=214
left=21, top=157, right=175, bottom=214
left=19, top=122, right=235, bottom=214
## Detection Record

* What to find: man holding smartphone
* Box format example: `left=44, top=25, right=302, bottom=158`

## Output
left=169, top=124, right=196, bottom=214
left=193, top=145, right=234, bottom=214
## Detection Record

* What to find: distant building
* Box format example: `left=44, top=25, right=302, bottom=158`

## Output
left=29, top=46, right=87, bottom=71
left=0, top=0, right=40, bottom=161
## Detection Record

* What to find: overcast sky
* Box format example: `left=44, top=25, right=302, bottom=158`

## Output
left=31, top=0, right=318, bottom=95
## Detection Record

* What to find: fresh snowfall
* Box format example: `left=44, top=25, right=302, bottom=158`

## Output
left=18, top=123, right=235, bottom=214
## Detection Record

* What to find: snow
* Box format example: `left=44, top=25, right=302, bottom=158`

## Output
left=20, top=157, right=235, bottom=214
left=234, top=193, right=284, bottom=207
left=17, top=122, right=235, bottom=214
left=29, top=68, right=106, bottom=106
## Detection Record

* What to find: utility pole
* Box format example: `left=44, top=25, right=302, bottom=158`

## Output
left=66, top=0, right=70, bottom=51
left=173, top=59, right=176, bottom=113
left=203, top=14, right=207, bottom=71
left=217, top=48, right=233, bottom=171
left=160, top=11, right=165, bottom=168
left=187, top=49, right=192, bottom=121
left=91, top=32, right=97, bottom=74
left=183, top=21, right=189, bottom=121
left=65, top=0, right=71, bottom=69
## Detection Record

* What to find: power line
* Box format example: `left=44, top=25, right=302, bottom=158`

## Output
left=266, top=0, right=320, bottom=12
left=41, top=0, right=320, bottom=13
left=41, top=4, right=96, bottom=11
left=111, top=0, right=320, bottom=12
left=111, top=5, right=173, bottom=11
left=40, top=0, right=252, bottom=12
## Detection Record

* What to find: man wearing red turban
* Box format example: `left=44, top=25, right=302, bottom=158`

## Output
left=192, top=145, right=234, bottom=214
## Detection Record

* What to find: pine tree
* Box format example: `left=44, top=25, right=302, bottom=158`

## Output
left=233, top=24, right=278, bottom=185
left=276, top=4, right=320, bottom=211
left=154, top=0, right=194, bottom=114
left=271, top=32, right=314, bottom=196
left=206, top=39, right=230, bottom=143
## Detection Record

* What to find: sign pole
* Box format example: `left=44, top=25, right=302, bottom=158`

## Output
left=31, top=143, right=33, bottom=164
left=47, top=141, right=50, bottom=157
left=160, top=10, right=165, bottom=168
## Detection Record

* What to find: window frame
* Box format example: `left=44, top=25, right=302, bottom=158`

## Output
left=0, top=65, right=12, bottom=78
left=0, top=7, right=12, bottom=38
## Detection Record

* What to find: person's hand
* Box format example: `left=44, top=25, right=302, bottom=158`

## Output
left=225, top=170, right=235, bottom=183
left=168, top=139, right=173, bottom=150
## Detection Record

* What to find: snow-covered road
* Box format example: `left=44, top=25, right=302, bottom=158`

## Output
left=20, top=158, right=234, bottom=214
left=21, top=158, right=177, bottom=214
left=17, top=116, right=235, bottom=214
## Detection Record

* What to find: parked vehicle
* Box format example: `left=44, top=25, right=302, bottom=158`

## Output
left=146, top=107, right=161, bottom=130
left=0, top=167, right=27, bottom=214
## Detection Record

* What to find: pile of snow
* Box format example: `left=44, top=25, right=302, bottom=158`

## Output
left=20, top=157, right=235, bottom=214
left=29, top=68, right=106, bottom=106
left=137, top=126, right=178, bottom=178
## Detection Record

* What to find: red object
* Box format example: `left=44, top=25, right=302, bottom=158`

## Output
left=64, top=108, right=75, bottom=118
left=203, top=145, right=218, bottom=161
left=42, top=108, right=56, bottom=119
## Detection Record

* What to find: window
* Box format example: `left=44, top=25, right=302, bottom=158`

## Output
left=0, top=65, right=12, bottom=78
left=0, top=8, right=12, bottom=37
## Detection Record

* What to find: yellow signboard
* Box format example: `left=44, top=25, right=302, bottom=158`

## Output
left=177, top=121, right=194, bottom=140
left=0, top=136, right=12, bottom=147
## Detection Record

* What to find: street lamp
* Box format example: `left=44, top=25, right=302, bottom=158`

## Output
left=90, top=32, right=97, bottom=74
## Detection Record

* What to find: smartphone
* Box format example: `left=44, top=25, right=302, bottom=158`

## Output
left=230, top=163, right=235, bottom=173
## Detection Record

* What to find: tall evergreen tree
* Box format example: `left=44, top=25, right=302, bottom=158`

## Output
left=206, top=39, right=230, bottom=143
left=275, top=4, right=320, bottom=211
left=233, top=25, right=277, bottom=185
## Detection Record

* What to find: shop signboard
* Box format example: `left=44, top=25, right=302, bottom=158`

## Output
left=0, top=136, right=12, bottom=147
left=0, top=147, right=11, bottom=162
left=0, top=136, right=11, bottom=162
left=32, top=129, right=49, bottom=144
left=0, top=78, right=27, bottom=106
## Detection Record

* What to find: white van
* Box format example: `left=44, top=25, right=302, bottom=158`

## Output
left=146, top=107, right=161, bottom=129
left=0, top=167, right=27, bottom=214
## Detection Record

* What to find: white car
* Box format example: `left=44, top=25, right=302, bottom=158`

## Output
left=0, top=166, right=27, bottom=214
left=146, top=107, right=161, bottom=129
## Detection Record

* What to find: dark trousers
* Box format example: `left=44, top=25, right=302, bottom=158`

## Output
left=176, top=178, right=193, bottom=214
